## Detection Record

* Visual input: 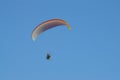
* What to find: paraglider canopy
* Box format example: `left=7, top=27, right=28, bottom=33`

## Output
left=32, top=18, right=72, bottom=41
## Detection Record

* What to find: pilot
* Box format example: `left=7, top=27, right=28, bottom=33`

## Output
left=46, top=53, right=51, bottom=60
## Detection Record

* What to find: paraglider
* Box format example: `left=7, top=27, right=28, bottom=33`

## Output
left=31, top=18, right=72, bottom=60
left=32, top=18, right=71, bottom=41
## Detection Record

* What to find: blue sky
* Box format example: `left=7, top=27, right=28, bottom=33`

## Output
left=0, top=0, right=120, bottom=80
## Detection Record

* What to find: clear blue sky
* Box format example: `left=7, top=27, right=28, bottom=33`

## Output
left=0, top=0, right=120, bottom=80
